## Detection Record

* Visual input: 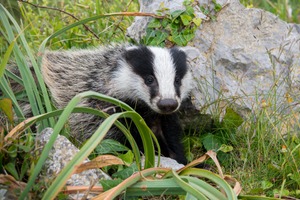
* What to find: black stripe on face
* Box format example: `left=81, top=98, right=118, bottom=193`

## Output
left=124, top=46, right=158, bottom=99
left=170, top=48, right=188, bottom=96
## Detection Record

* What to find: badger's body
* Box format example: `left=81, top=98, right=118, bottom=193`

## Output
left=42, top=44, right=193, bottom=164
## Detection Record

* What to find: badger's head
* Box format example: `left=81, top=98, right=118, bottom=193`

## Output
left=111, top=46, right=193, bottom=114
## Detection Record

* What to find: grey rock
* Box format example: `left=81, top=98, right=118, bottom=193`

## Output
left=36, top=128, right=110, bottom=199
left=141, top=156, right=184, bottom=171
left=127, top=0, right=300, bottom=119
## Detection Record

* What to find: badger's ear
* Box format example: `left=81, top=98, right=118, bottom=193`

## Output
left=179, top=46, right=200, bottom=61
left=123, top=46, right=139, bottom=63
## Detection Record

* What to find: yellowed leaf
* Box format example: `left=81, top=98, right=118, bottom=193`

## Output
left=74, top=155, right=125, bottom=174
left=0, top=98, right=14, bottom=125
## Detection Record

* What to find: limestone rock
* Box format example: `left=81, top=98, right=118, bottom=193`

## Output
left=141, top=156, right=185, bottom=171
left=36, top=128, right=110, bottom=199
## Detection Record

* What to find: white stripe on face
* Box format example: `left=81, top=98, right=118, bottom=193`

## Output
left=149, top=47, right=177, bottom=100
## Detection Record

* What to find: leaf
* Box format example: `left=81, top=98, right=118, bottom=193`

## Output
left=221, top=107, right=244, bottom=129
left=261, top=180, right=273, bottom=190
left=183, top=32, right=195, bottom=42
left=202, top=133, right=222, bottom=151
left=147, top=19, right=161, bottom=28
left=16, top=144, right=32, bottom=152
left=192, top=17, right=202, bottom=26
left=0, top=98, right=14, bottom=125
left=218, top=144, right=233, bottom=153
left=185, top=6, right=195, bottom=16
left=170, top=10, right=185, bottom=20
left=4, top=162, right=19, bottom=180
left=95, top=139, right=129, bottom=155
left=74, top=155, right=125, bottom=174
left=20, top=161, right=29, bottom=181
left=161, top=18, right=169, bottom=28
left=149, top=30, right=168, bottom=46
left=100, top=179, right=123, bottom=191
left=118, top=150, right=134, bottom=165
left=8, top=145, right=17, bottom=158
left=213, top=0, right=222, bottom=12
left=172, top=34, right=188, bottom=46
left=112, top=163, right=138, bottom=180
left=180, top=14, right=192, bottom=26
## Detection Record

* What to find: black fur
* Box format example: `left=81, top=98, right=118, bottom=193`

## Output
left=124, top=100, right=187, bottom=165
left=170, top=48, right=188, bottom=97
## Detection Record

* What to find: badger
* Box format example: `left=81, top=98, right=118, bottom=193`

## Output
left=41, top=44, right=194, bottom=164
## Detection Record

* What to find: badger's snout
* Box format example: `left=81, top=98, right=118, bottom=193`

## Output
left=157, top=98, right=179, bottom=114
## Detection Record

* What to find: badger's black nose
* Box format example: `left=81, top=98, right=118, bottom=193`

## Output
left=157, top=99, right=178, bottom=113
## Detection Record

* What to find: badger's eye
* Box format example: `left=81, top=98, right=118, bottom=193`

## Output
left=175, top=76, right=181, bottom=85
left=145, top=75, right=155, bottom=85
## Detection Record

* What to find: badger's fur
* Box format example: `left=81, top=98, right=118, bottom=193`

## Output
left=42, top=44, right=193, bottom=164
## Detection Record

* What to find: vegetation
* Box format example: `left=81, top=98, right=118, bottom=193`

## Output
left=0, top=0, right=299, bottom=199
left=241, top=0, right=299, bottom=23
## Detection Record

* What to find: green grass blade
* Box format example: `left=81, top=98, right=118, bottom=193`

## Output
left=125, top=178, right=186, bottom=197
left=180, top=168, right=238, bottom=200
left=0, top=40, right=15, bottom=78
left=171, top=170, right=208, bottom=200
left=182, top=176, right=227, bottom=200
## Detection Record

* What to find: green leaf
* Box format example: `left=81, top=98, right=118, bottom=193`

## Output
left=16, top=144, right=32, bottom=153
left=170, top=22, right=180, bottom=32
left=213, top=0, right=222, bottom=12
left=161, top=18, right=169, bottom=28
left=149, top=30, right=168, bottom=46
left=183, top=32, right=195, bottom=42
left=202, top=133, right=222, bottom=151
left=172, top=34, right=188, bottom=46
left=95, top=139, right=129, bottom=155
left=170, top=10, right=185, bottom=20
left=147, top=19, right=161, bottom=28
left=185, top=6, right=195, bottom=16
left=100, top=179, right=123, bottom=191
left=218, top=144, right=233, bottom=153
left=5, top=162, right=19, bottom=180
left=118, top=150, right=134, bottom=165
left=261, top=180, right=273, bottom=190
left=112, top=163, right=138, bottom=180
left=8, top=145, right=18, bottom=158
left=221, top=107, right=244, bottom=129
left=192, top=17, right=202, bottom=26
left=180, top=14, right=192, bottom=26
left=20, top=160, right=29, bottom=180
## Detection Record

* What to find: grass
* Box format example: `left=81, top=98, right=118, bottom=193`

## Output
left=241, top=0, right=299, bottom=23
left=0, top=0, right=299, bottom=199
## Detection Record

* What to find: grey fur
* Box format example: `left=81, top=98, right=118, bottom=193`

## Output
left=42, top=44, right=130, bottom=141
